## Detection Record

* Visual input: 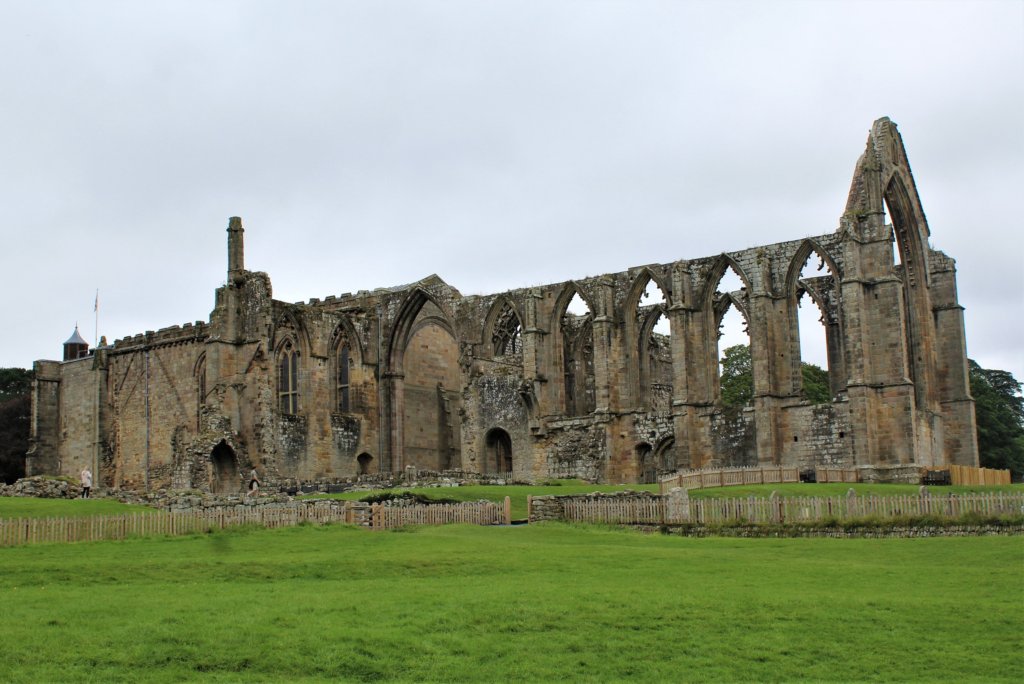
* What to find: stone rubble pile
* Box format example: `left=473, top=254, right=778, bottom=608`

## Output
left=0, top=476, right=81, bottom=499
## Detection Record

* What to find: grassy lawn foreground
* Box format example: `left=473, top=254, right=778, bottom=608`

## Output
left=0, top=497, right=156, bottom=519
left=1, top=523, right=1021, bottom=682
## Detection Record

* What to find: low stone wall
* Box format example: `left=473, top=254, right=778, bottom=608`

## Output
left=529, top=490, right=658, bottom=523
left=649, top=523, right=1024, bottom=538
left=858, top=464, right=923, bottom=484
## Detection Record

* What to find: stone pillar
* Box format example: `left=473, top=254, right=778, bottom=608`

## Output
left=383, top=372, right=405, bottom=472
left=929, top=258, right=979, bottom=466
left=591, top=277, right=615, bottom=413
left=227, top=216, right=245, bottom=285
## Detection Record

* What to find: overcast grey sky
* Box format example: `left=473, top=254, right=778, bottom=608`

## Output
left=1, top=0, right=1022, bottom=382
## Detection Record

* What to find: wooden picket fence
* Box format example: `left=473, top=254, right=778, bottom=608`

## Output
left=0, top=498, right=512, bottom=547
left=658, top=466, right=802, bottom=494
left=815, top=467, right=859, bottom=483
left=561, top=492, right=1024, bottom=526
left=370, top=499, right=510, bottom=529
left=949, top=464, right=1011, bottom=486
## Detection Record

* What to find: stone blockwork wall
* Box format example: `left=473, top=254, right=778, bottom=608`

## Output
left=30, top=118, right=979, bottom=491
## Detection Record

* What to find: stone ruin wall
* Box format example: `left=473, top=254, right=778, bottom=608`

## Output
left=27, top=118, right=979, bottom=491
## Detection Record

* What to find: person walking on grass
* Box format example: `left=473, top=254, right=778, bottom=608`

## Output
left=248, top=467, right=260, bottom=497
left=80, top=467, right=92, bottom=499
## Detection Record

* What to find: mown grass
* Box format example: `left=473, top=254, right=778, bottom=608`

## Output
left=309, top=481, right=1024, bottom=520
left=0, top=496, right=155, bottom=519
left=0, top=523, right=1020, bottom=682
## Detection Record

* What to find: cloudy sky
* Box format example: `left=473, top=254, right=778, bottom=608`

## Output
left=1, top=0, right=1022, bottom=382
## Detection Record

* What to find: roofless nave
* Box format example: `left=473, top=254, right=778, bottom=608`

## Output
left=28, top=118, right=978, bottom=491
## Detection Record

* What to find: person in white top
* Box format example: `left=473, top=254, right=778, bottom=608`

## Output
left=248, top=468, right=260, bottom=497
left=80, top=467, right=92, bottom=499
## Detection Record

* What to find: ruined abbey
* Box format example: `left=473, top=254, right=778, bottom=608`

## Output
left=27, top=118, right=979, bottom=491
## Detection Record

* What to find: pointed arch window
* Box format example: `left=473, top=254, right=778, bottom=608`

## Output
left=492, top=302, right=522, bottom=356
left=562, top=291, right=595, bottom=416
left=337, top=341, right=351, bottom=412
left=195, top=354, right=207, bottom=407
left=278, top=340, right=299, bottom=415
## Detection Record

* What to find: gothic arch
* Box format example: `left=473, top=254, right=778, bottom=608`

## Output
left=786, top=240, right=846, bottom=396
left=275, top=335, right=301, bottom=415
left=708, top=273, right=752, bottom=406
left=700, top=254, right=752, bottom=308
left=328, top=318, right=364, bottom=366
left=549, top=282, right=597, bottom=331
left=885, top=171, right=939, bottom=403
left=624, top=269, right=673, bottom=409
left=624, top=268, right=672, bottom=314
left=884, top=171, right=931, bottom=289
left=553, top=283, right=596, bottom=417
left=193, top=352, right=207, bottom=429
left=638, top=302, right=672, bottom=411
left=330, top=322, right=360, bottom=414
left=714, top=292, right=749, bottom=327
left=383, top=287, right=461, bottom=472
left=385, top=288, right=454, bottom=375
left=784, top=239, right=842, bottom=294
left=484, top=297, right=524, bottom=359
left=272, top=309, right=312, bottom=358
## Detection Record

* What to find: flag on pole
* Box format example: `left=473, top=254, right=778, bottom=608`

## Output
left=94, top=289, right=98, bottom=312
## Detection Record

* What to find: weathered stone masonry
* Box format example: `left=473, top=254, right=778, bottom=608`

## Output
left=27, top=118, right=979, bottom=491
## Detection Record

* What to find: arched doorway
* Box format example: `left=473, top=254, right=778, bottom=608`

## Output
left=210, top=441, right=238, bottom=494
left=485, top=428, right=513, bottom=474
left=636, top=443, right=654, bottom=483
left=654, top=437, right=676, bottom=473
left=357, top=453, right=373, bottom=475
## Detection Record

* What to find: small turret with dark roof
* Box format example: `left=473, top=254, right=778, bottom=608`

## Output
left=63, top=326, right=90, bottom=361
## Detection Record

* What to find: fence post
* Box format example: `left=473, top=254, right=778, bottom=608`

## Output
left=503, top=496, right=511, bottom=525
left=666, top=487, right=690, bottom=524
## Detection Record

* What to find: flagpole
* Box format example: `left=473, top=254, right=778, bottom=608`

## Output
left=94, top=289, right=99, bottom=348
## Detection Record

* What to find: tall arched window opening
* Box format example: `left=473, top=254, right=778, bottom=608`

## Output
left=713, top=265, right=751, bottom=408
left=278, top=340, right=299, bottom=415
left=492, top=302, right=522, bottom=357
left=194, top=354, right=207, bottom=430
left=337, top=341, right=351, bottom=412
left=794, top=249, right=839, bottom=403
left=562, top=291, right=595, bottom=416
left=885, top=198, right=902, bottom=266
left=638, top=278, right=672, bottom=411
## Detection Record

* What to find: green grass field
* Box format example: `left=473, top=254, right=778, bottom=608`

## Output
left=1, top=523, right=1021, bottom=682
left=0, top=497, right=155, bottom=519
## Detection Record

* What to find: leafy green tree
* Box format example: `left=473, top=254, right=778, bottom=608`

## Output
left=969, top=360, right=1024, bottom=478
left=801, top=362, right=831, bottom=404
left=721, top=345, right=830, bottom=407
left=720, top=344, right=753, bottom=408
left=0, top=367, right=33, bottom=484
left=0, top=367, right=33, bottom=403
